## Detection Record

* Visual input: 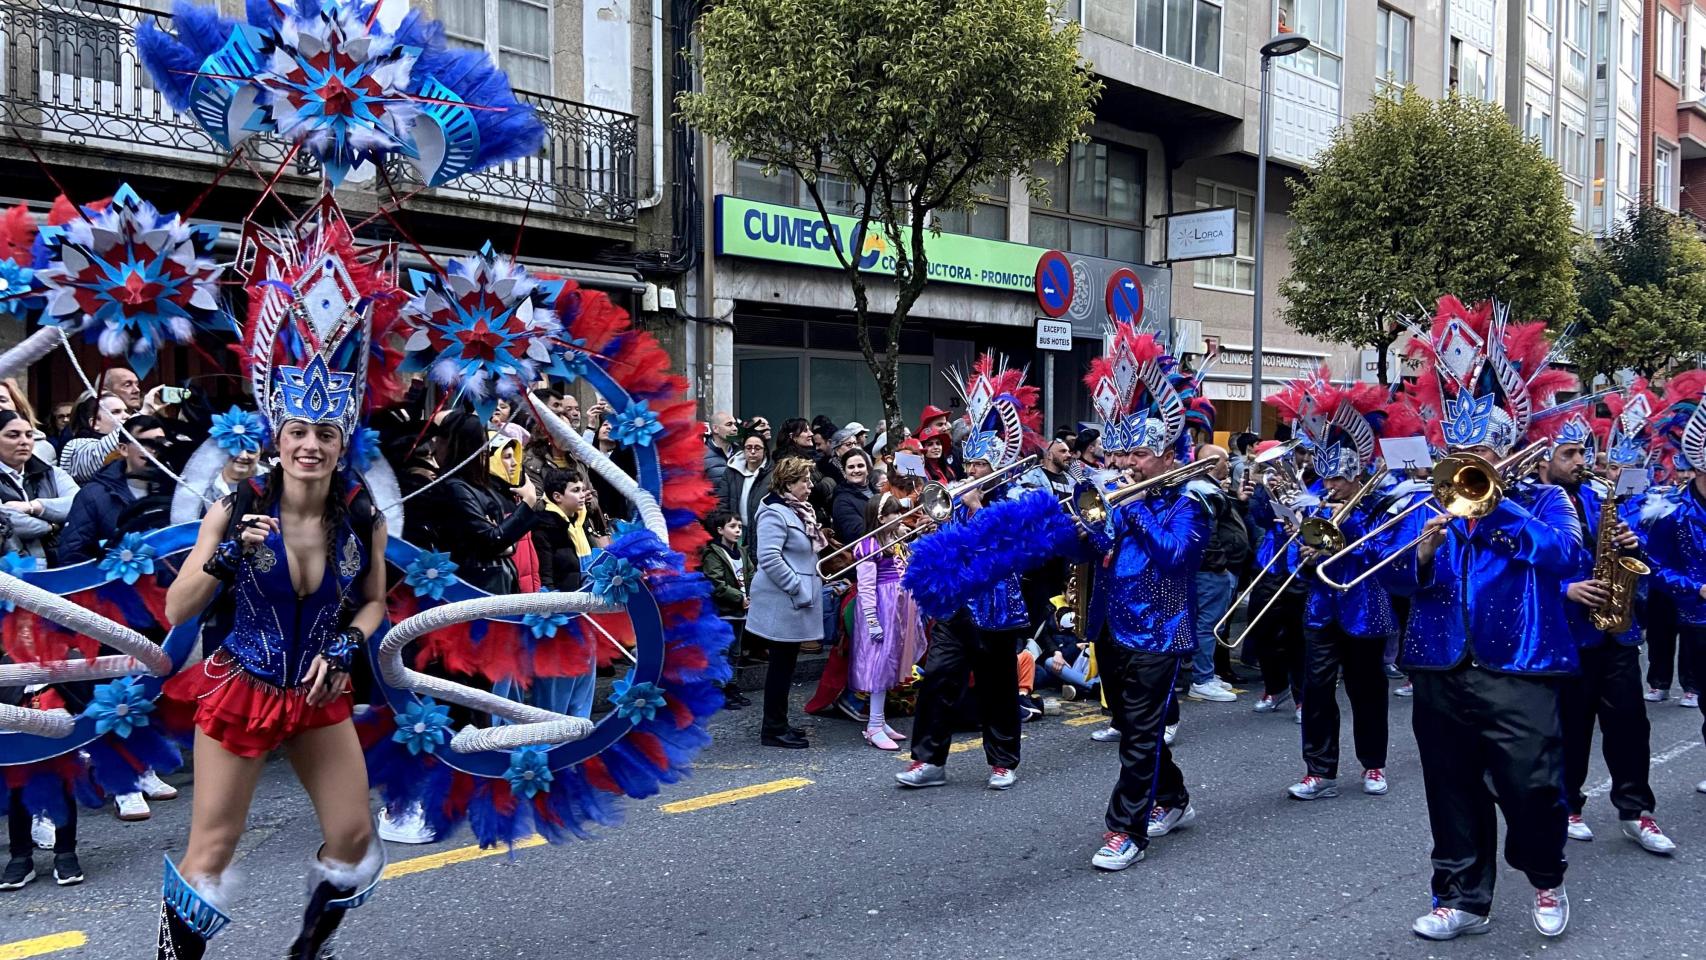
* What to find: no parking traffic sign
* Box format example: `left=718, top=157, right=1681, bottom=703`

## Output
left=1035, top=250, right=1073, bottom=318
left=1106, top=268, right=1144, bottom=326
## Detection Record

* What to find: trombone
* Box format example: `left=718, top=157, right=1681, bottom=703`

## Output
left=1316, top=439, right=1551, bottom=592
left=1210, top=440, right=1318, bottom=647
left=1069, top=457, right=1221, bottom=529
left=816, top=454, right=1039, bottom=580
left=1214, top=467, right=1388, bottom=649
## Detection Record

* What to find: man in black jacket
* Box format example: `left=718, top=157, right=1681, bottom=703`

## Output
left=1187, top=444, right=1251, bottom=703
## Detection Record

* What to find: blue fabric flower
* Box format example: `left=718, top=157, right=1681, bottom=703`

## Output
left=522, top=608, right=574, bottom=640
left=347, top=425, right=382, bottom=472
left=404, top=550, right=459, bottom=600
left=0, top=260, right=34, bottom=317
left=608, top=399, right=664, bottom=449
left=505, top=746, right=554, bottom=800
left=208, top=406, right=267, bottom=456
left=540, top=336, right=591, bottom=384
left=584, top=551, right=643, bottom=605
left=98, top=533, right=156, bottom=585
left=608, top=517, right=647, bottom=541
left=0, top=551, right=37, bottom=612
left=85, top=677, right=154, bottom=739
left=391, top=697, right=452, bottom=756
left=609, top=675, right=668, bottom=723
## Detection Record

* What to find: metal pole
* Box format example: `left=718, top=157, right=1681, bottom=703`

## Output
left=1251, top=53, right=1271, bottom=438
left=1042, top=348, right=1056, bottom=438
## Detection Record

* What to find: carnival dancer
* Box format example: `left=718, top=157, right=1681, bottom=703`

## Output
left=1642, top=372, right=1706, bottom=800
left=849, top=493, right=927, bottom=750
left=1266, top=374, right=1395, bottom=801
left=1078, top=327, right=1216, bottom=871
left=1539, top=391, right=1677, bottom=854
left=1378, top=297, right=1582, bottom=940
left=896, top=354, right=1041, bottom=790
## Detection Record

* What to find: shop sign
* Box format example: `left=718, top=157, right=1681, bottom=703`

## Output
left=714, top=195, right=1040, bottom=293
left=1162, top=208, right=1237, bottom=262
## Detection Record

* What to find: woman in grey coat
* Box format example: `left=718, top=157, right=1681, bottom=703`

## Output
left=0, top=411, right=78, bottom=563
left=745, top=456, right=823, bottom=749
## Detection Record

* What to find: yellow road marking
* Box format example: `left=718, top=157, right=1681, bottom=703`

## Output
left=660, top=777, right=813, bottom=814
left=0, top=932, right=87, bottom=960
left=1064, top=714, right=1106, bottom=727
left=382, top=835, right=547, bottom=880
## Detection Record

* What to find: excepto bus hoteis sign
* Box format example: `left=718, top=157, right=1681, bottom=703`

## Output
left=714, top=195, right=1042, bottom=293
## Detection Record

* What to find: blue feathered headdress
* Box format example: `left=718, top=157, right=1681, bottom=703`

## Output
left=138, top=0, right=545, bottom=186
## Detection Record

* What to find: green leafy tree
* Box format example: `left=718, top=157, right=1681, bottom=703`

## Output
left=1281, top=90, right=1577, bottom=384
left=678, top=0, right=1099, bottom=437
left=1571, top=205, right=1706, bottom=382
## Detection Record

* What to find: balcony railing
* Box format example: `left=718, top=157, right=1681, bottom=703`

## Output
left=0, top=0, right=639, bottom=223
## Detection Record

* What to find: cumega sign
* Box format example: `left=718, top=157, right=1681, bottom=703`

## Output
left=715, top=195, right=1040, bottom=293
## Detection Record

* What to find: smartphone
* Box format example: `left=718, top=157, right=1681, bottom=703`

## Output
left=158, top=386, right=191, bottom=405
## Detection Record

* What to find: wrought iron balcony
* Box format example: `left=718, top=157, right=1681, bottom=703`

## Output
left=0, top=0, right=640, bottom=223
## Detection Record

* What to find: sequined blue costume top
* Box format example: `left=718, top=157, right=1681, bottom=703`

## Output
left=1088, top=480, right=1212, bottom=655
left=1558, top=481, right=1644, bottom=648
left=1302, top=496, right=1395, bottom=638
left=1376, top=481, right=1581, bottom=675
left=222, top=503, right=371, bottom=689
left=1643, top=481, right=1706, bottom=627
left=953, top=487, right=1028, bottom=631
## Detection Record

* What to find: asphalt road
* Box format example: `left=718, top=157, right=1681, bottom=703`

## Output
left=3, top=677, right=1704, bottom=960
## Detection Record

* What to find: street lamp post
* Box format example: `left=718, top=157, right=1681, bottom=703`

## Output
left=1250, top=32, right=1311, bottom=437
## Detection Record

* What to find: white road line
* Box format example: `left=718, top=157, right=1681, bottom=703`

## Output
left=1584, top=738, right=1700, bottom=798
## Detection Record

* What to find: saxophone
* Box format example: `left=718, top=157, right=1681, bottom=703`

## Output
left=1588, top=487, right=1650, bottom=635
left=1064, top=562, right=1091, bottom=639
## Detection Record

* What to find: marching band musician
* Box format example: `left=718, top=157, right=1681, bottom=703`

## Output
left=896, top=354, right=1042, bottom=792
left=1541, top=400, right=1676, bottom=855
left=1266, top=375, right=1396, bottom=801
left=1078, top=324, right=1216, bottom=872
left=1377, top=298, right=1583, bottom=941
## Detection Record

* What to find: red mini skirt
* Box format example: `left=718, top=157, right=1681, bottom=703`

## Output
left=163, top=652, right=352, bottom=758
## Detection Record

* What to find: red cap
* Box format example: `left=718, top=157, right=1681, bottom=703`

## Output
left=1253, top=440, right=1283, bottom=456
left=917, top=405, right=949, bottom=436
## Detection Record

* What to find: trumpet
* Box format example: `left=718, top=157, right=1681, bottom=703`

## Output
left=1214, top=467, right=1388, bottom=647
left=816, top=455, right=1038, bottom=580
left=1070, top=457, right=1220, bottom=529
left=1316, top=439, right=1551, bottom=591
left=1211, top=441, right=1320, bottom=647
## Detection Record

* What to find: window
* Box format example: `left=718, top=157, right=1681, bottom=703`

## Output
left=1656, top=143, right=1677, bottom=210
left=1561, top=122, right=1586, bottom=225
left=1278, top=0, right=1343, bottom=84
left=1030, top=141, right=1145, bottom=262
left=1659, top=10, right=1682, bottom=83
left=441, top=0, right=552, bottom=94
left=1527, top=0, right=1555, bottom=74
left=1135, top=0, right=1223, bottom=72
left=734, top=159, right=794, bottom=206
left=1523, top=102, right=1554, bottom=157
left=1193, top=181, right=1255, bottom=293
left=1562, top=0, right=1590, bottom=91
left=1450, top=38, right=1495, bottom=101
left=1376, top=6, right=1412, bottom=94
left=1621, top=146, right=1639, bottom=199
left=931, top=179, right=1010, bottom=241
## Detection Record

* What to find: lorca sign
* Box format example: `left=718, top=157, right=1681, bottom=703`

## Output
left=715, top=195, right=1040, bottom=293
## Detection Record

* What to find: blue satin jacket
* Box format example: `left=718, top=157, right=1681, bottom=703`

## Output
left=953, top=490, right=1029, bottom=631
left=1302, top=496, right=1395, bottom=639
left=1376, top=481, right=1582, bottom=675
left=1558, top=481, right=1645, bottom=649
left=1248, top=478, right=1324, bottom=590
left=1644, top=482, right=1706, bottom=627
left=1086, top=480, right=1213, bottom=655
left=223, top=504, right=370, bottom=689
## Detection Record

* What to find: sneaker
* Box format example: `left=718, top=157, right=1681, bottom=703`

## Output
left=1253, top=694, right=1279, bottom=713
left=835, top=691, right=869, bottom=722
left=1566, top=814, right=1594, bottom=842
left=1681, top=692, right=1700, bottom=709
left=1213, top=678, right=1235, bottom=691
left=895, top=761, right=947, bottom=789
left=1294, top=706, right=1303, bottom=724
left=1146, top=802, right=1196, bottom=838
left=1620, top=815, right=1677, bottom=855
left=1395, top=682, right=1414, bottom=698
left=1163, top=723, right=1179, bottom=746
left=138, top=770, right=178, bottom=801
left=1188, top=681, right=1236, bottom=703
left=377, top=803, right=438, bottom=845
left=114, top=792, right=150, bottom=822
left=1698, top=778, right=1706, bottom=794
left=0, top=857, right=35, bottom=891
left=1091, top=831, right=1143, bottom=871
left=1532, top=886, right=1569, bottom=937
left=1287, top=775, right=1339, bottom=801
left=1018, top=700, right=1043, bottom=723
left=1090, top=726, right=1121, bottom=743
left=1363, top=769, right=1389, bottom=795
left=1645, top=687, right=1669, bottom=702
left=1383, top=663, right=1405, bottom=680
left=52, top=853, right=83, bottom=886
left=987, top=767, right=1017, bottom=790
left=1411, top=906, right=1492, bottom=940
left=1060, top=684, right=1080, bottom=702
left=30, top=816, right=54, bottom=850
